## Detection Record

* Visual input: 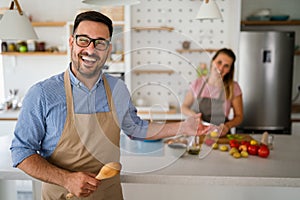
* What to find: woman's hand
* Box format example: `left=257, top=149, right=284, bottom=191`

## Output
left=218, top=123, right=230, bottom=136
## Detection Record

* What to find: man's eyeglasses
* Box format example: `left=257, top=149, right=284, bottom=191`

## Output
left=75, top=35, right=110, bottom=51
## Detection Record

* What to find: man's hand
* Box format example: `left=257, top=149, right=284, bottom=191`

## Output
left=65, top=171, right=100, bottom=198
left=17, top=154, right=101, bottom=198
left=181, top=113, right=201, bottom=136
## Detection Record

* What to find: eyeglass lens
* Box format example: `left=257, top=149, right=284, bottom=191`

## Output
left=76, top=35, right=110, bottom=51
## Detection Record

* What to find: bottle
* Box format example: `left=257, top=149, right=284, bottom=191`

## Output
left=187, top=136, right=201, bottom=155
left=1, top=41, right=8, bottom=52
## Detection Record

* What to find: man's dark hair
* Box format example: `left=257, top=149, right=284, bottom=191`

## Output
left=73, top=11, right=113, bottom=38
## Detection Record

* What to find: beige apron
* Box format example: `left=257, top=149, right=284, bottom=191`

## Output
left=41, top=70, right=123, bottom=200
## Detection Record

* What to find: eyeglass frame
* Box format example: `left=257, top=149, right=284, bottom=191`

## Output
left=74, top=34, right=111, bottom=51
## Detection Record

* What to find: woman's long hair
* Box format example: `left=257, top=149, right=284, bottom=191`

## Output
left=211, top=48, right=236, bottom=100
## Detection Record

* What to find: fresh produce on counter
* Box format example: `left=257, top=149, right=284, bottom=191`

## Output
left=230, top=139, right=270, bottom=158
left=212, top=135, right=270, bottom=159
left=257, top=144, right=270, bottom=158
left=219, top=145, right=229, bottom=151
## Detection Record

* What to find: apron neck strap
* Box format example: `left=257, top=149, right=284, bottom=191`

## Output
left=64, top=69, right=74, bottom=117
left=64, top=69, right=116, bottom=113
left=197, top=78, right=225, bottom=100
left=102, top=74, right=113, bottom=110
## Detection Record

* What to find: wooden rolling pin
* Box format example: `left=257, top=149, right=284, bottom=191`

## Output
left=66, top=162, right=122, bottom=199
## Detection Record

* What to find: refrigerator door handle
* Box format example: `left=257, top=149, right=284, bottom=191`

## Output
left=262, top=50, right=271, bottom=63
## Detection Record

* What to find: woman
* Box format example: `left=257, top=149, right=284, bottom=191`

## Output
left=181, top=48, right=243, bottom=136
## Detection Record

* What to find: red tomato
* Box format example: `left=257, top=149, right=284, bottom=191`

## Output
left=241, top=141, right=250, bottom=148
left=229, top=139, right=240, bottom=148
left=258, top=145, right=270, bottom=158
left=247, top=145, right=259, bottom=155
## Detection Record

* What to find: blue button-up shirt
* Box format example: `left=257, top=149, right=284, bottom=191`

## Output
left=10, top=67, right=148, bottom=167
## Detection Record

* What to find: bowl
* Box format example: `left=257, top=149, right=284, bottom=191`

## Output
left=270, top=15, right=289, bottom=21
left=246, top=15, right=270, bottom=21
left=253, top=9, right=271, bottom=16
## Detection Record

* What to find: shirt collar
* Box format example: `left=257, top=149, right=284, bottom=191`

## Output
left=68, top=63, right=103, bottom=89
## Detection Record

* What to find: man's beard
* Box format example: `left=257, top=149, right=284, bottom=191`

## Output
left=71, top=48, right=106, bottom=79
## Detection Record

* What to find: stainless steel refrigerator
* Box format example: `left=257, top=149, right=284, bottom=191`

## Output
left=237, top=31, right=295, bottom=134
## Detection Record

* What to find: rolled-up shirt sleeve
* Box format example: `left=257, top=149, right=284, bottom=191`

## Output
left=111, top=79, right=148, bottom=141
left=10, top=84, right=47, bottom=167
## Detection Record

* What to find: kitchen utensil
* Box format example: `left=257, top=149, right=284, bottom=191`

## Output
left=260, top=131, right=269, bottom=145
left=199, top=134, right=254, bottom=144
left=165, top=135, right=188, bottom=149
left=66, top=162, right=122, bottom=199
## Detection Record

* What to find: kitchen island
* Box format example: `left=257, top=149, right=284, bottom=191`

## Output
left=1, top=131, right=300, bottom=199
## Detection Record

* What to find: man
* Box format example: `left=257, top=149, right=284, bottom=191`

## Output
left=10, top=11, right=202, bottom=199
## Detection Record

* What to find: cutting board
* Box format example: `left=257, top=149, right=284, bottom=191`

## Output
left=200, top=134, right=255, bottom=144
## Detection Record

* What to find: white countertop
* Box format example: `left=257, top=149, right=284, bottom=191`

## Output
left=0, top=110, right=19, bottom=120
left=119, top=134, right=300, bottom=187
left=1, top=132, right=300, bottom=188
left=1, top=110, right=300, bottom=188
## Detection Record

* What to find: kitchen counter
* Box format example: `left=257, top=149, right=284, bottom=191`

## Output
left=119, top=134, right=300, bottom=187
left=0, top=110, right=19, bottom=120
left=2, top=133, right=300, bottom=187
left=1, top=130, right=300, bottom=199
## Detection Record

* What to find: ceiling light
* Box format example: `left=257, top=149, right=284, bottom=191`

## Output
left=0, top=0, right=38, bottom=40
left=195, top=0, right=222, bottom=20
left=82, top=0, right=140, bottom=6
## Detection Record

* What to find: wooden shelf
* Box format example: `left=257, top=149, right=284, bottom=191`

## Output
left=0, top=52, right=67, bottom=56
left=241, top=20, right=300, bottom=26
left=133, top=70, right=174, bottom=75
left=132, top=26, right=174, bottom=32
left=31, top=21, right=67, bottom=27
left=176, top=48, right=218, bottom=54
left=295, top=50, right=300, bottom=56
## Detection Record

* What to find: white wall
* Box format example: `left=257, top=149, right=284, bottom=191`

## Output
left=130, top=0, right=241, bottom=110
left=241, top=0, right=300, bottom=20
left=0, top=0, right=241, bottom=109
left=0, top=0, right=105, bottom=100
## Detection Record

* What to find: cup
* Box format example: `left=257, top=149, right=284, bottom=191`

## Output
left=268, top=134, right=274, bottom=150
